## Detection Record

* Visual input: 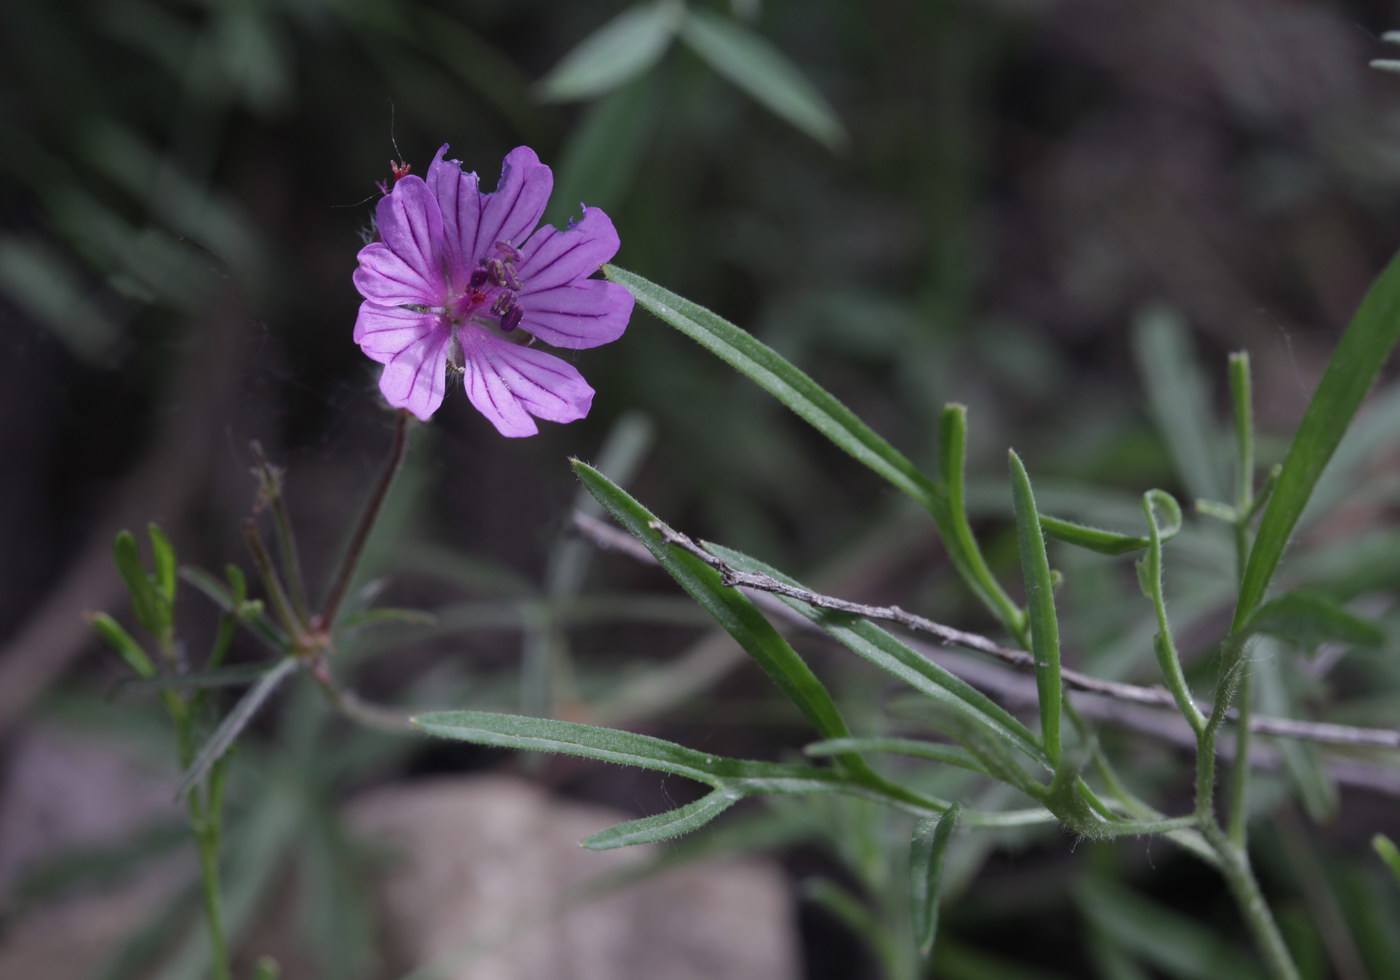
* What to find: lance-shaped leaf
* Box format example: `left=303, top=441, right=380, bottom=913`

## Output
left=1040, top=490, right=1181, bottom=557
left=1238, top=590, right=1384, bottom=653
left=1009, top=451, right=1063, bottom=765
left=602, top=266, right=937, bottom=508
left=582, top=790, right=741, bottom=850
left=414, top=711, right=854, bottom=848
left=1236, top=246, right=1400, bottom=628
left=537, top=1, right=681, bottom=101
left=678, top=9, right=845, bottom=149
left=176, top=657, right=297, bottom=797
left=911, top=804, right=960, bottom=957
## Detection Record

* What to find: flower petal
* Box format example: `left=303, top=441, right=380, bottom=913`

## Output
left=354, top=303, right=452, bottom=420
left=460, top=329, right=595, bottom=437
left=516, top=280, right=633, bottom=349
left=516, top=207, right=620, bottom=294
left=354, top=176, right=447, bottom=307
left=426, top=144, right=481, bottom=290
left=472, top=146, right=552, bottom=258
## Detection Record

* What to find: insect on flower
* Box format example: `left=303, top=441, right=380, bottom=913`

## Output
left=352, top=145, right=634, bottom=436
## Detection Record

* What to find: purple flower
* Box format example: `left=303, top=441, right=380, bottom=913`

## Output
left=353, top=146, right=633, bottom=436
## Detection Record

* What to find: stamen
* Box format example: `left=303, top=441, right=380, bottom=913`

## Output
left=500, top=307, right=523, bottom=333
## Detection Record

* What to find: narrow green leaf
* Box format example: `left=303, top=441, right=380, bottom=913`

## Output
left=1041, top=517, right=1150, bottom=556
left=549, top=79, right=661, bottom=225
left=1132, top=306, right=1228, bottom=502
left=87, top=612, right=157, bottom=678
left=707, top=542, right=1047, bottom=768
left=1077, top=879, right=1267, bottom=980
left=225, top=563, right=248, bottom=604
left=1241, top=591, right=1385, bottom=652
left=1375, top=834, right=1400, bottom=886
left=336, top=607, right=438, bottom=634
left=251, top=958, right=280, bottom=980
left=604, top=266, right=937, bottom=508
left=175, top=657, right=297, bottom=797
left=536, top=1, right=680, bottom=101
left=1254, top=645, right=1336, bottom=823
left=1009, top=451, right=1063, bottom=765
left=1237, top=247, right=1400, bottom=627
left=414, top=710, right=846, bottom=793
left=113, top=530, right=159, bottom=633
left=911, top=804, right=961, bottom=957
left=113, top=663, right=274, bottom=695
left=678, top=10, right=846, bottom=149
left=147, top=524, right=176, bottom=604
left=582, top=789, right=742, bottom=850
left=804, top=737, right=986, bottom=775
left=180, top=566, right=289, bottom=652
left=571, top=461, right=858, bottom=748
left=936, top=404, right=1024, bottom=637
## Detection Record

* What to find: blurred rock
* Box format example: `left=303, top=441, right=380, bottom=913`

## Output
left=344, top=776, right=799, bottom=980
left=0, top=744, right=798, bottom=980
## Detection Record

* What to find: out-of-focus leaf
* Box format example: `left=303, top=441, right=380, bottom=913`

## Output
left=537, top=1, right=681, bottom=101
left=1077, top=879, right=1266, bottom=980
left=180, top=566, right=289, bottom=652
left=175, top=658, right=297, bottom=797
left=678, top=9, right=845, bottom=149
left=147, top=524, right=177, bottom=605
left=336, top=606, right=438, bottom=634
left=1236, top=247, right=1400, bottom=628
left=911, top=804, right=960, bottom=957
left=1254, top=643, right=1336, bottom=823
left=1376, top=834, right=1400, bottom=886
left=1240, top=590, right=1385, bottom=652
left=1132, top=306, right=1228, bottom=503
left=549, top=79, right=661, bottom=225
left=88, top=612, right=157, bottom=679
left=0, top=236, right=118, bottom=361
left=804, top=737, right=986, bottom=775
left=113, top=531, right=160, bottom=633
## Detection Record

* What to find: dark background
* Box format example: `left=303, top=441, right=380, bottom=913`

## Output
left=3, top=1, right=1400, bottom=977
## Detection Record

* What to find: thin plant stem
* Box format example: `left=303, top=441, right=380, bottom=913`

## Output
left=1227, top=351, right=1256, bottom=848
left=319, top=409, right=412, bottom=631
left=1204, top=824, right=1302, bottom=980
left=190, top=788, right=231, bottom=980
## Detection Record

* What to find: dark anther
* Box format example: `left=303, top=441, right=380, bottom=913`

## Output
left=468, top=268, right=490, bottom=288
left=500, top=307, right=523, bottom=332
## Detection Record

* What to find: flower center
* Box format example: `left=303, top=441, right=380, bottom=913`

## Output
left=444, top=241, right=523, bottom=336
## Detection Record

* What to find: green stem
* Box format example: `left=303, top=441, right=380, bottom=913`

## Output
left=319, top=409, right=412, bottom=630
left=1204, top=826, right=1301, bottom=980
left=190, top=789, right=231, bottom=980
left=1226, top=351, right=1256, bottom=848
